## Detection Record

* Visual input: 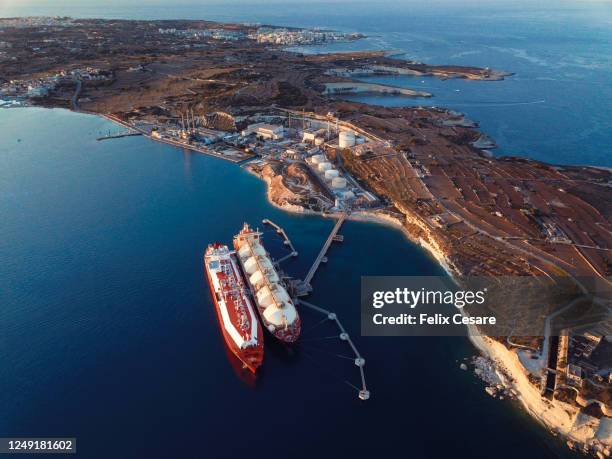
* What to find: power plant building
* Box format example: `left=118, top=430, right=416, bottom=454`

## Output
left=242, top=123, right=285, bottom=140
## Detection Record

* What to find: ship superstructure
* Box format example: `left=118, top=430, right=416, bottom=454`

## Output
left=233, top=223, right=301, bottom=343
left=204, top=243, right=263, bottom=372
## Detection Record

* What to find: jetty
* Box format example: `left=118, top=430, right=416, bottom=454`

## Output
left=263, top=215, right=369, bottom=400
left=298, top=299, right=370, bottom=401
left=97, top=131, right=142, bottom=141
left=262, top=218, right=297, bottom=253
left=303, top=213, right=346, bottom=287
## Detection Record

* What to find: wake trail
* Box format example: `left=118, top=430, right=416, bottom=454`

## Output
left=444, top=99, right=546, bottom=108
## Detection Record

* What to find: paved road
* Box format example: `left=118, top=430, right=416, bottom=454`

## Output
left=71, top=79, right=82, bottom=111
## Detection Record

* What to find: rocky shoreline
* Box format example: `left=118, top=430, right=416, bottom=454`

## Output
left=470, top=336, right=612, bottom=456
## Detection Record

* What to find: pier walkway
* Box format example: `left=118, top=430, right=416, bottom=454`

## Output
left=262, top=219, right=298, bottom=264
left=298, top=299, right=370, bottom=400
left=97, top=131, right=142, bottom=141
left=303, top=213, right=346, bottom=286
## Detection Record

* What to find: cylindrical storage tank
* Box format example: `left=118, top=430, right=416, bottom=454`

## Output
left=339, top=131, right=356, bottom=148
left=311, top=154, right=325, bottom=164
left=318, top=162, right=332, bottom=172
left=332, top=177, right=347, bottom=189
left=341, top=190, right=355, bottom=199
left=324, top=169, right=340, bottom=180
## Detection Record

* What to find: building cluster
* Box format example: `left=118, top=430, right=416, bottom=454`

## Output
left=241, top=123, right=285, bottom=140
left=151, top=118, right=227, bottom=145
left=0, top=41, right=11, bottom=61
left=248, top=27, right=363, bottom=46
left=0, top=67, right=110, bottom=99
left=158, top=28, right=244, bottom=41
left=541, top=220, right=571, bottom=243
left=563, top=332, right=610, bottom=386
left=552, top=328, right=612, bottom=415
left=0, top=16, right=75, bottom=29
left=236, top=116, right=379, bottom=210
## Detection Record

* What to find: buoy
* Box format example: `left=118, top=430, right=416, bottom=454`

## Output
left=340, top=332, right=349, bottom=341
left=328, top=312, right=337, bottom=320
left=359, top=390, right=370, bottom=401
left=354, top=358, right=365, bottom=367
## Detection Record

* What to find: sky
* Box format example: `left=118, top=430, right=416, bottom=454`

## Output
left=2, top=0, right=611, bottom=7
left=1, top=0, right=611, bottom=22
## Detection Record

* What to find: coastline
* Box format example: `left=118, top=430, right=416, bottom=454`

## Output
left=247, top=155, right=612, bottom=455
left=46, top=92, right=612, bottom=457
left=249, top=161, right=457, bottom=280
left=470, top=335, right=612, bottom=454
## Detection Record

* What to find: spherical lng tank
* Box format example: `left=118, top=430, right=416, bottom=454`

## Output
left=339, top=131, right=356, bottom=148
left=318, top=162, right=332, bottom=172
left=331, top=177, right=347, bottom=189
left=324, top=169, right=340, bottom=180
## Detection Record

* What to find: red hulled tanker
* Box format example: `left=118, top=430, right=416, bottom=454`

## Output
left=204, top=243, right=264, bottom=372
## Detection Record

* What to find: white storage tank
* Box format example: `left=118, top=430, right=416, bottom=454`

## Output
left=332, top=177, right=348, bottom=189
left=311, top=154, right=326, bottom=164
left=341, top=190, right=355, bottom=199
left=339, top=131, right=356, bottom=148
left=318, top=162, right=332, bottom=172
left=324, top=169, right=340, bottom=180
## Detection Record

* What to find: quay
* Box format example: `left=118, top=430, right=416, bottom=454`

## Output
left=97, top=131, right=142, bottom=141
left=102, top=114, right=248, bottom=164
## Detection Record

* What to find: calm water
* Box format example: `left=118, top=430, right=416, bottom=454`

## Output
left=1, top=1, right=609, bottom=457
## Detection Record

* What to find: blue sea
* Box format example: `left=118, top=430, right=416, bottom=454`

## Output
left=1, top=1, right=610, bottom=458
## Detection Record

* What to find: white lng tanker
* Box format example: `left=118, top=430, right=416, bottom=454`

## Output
left=233, top=223, right=301, bottom=343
